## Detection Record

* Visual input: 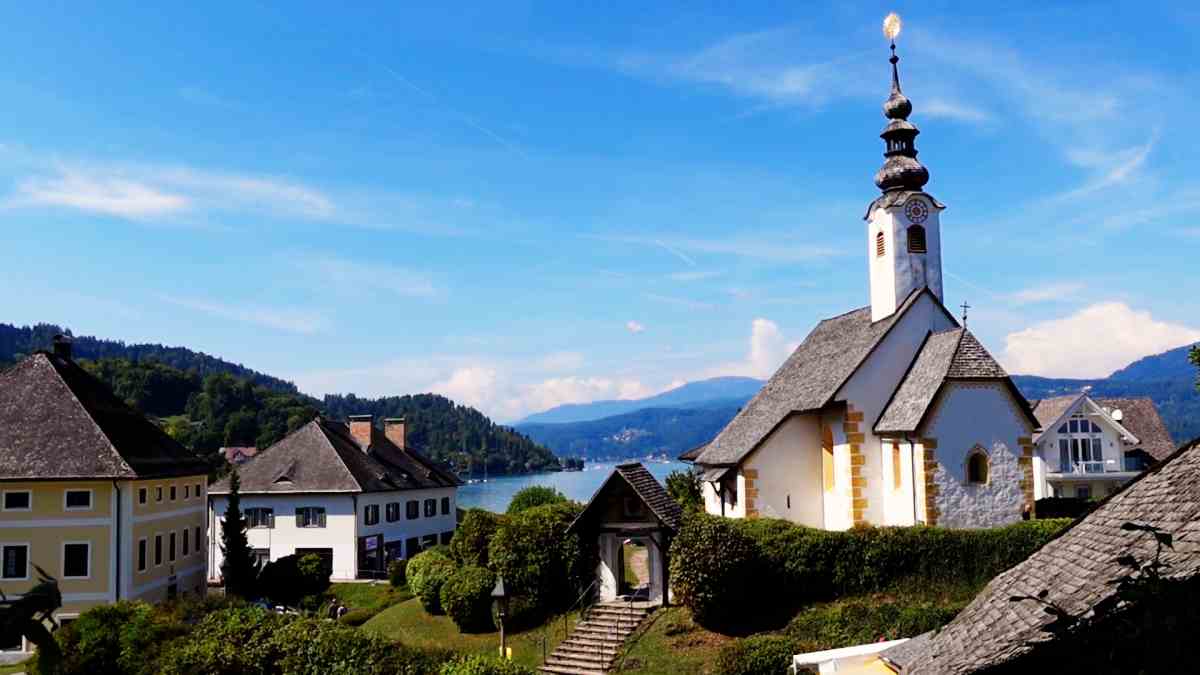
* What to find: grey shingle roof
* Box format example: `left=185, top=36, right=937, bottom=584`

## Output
left=883, top=437, right=1200, bottom=673
left=210, top=417, right=459, bottom=494
left=0, top=352, right=209, bottom=480
left=876, top=328, right=1029, bottom=433
left=1032, top=395, right=1175, bottom=461
left=695, top=289, right=937, bottom=466
left=569, top=461, right=683, bottom=533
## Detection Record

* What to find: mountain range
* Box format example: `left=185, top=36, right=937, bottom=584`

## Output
left=515, top=345, right=1200, bottom=461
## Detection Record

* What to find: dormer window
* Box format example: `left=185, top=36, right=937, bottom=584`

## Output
left=875, top=231, right=886, bottom=257
left=907, top=225, right=927, bottom=253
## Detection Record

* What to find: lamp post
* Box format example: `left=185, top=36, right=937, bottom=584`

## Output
left=491, top=575, right=509, bottom=659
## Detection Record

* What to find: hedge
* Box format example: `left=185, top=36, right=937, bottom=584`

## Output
left=785, top=598, right=965, bottom=649
left=408, top=547, right=458, bottom=614
left=451, top=509, right=506, bottom=567
left=440, top=565, right=497, bottom=633
left=714, top=634, right=801, bottom=675
left=388, top=559, right=408, bottom=588
left=338, top=608, right=378, bottom=627
left=55, top=601, right=190, bottom=675
left=670, top=513, right=1072, bottom=628
left=487, top=502, right=595, bottom=622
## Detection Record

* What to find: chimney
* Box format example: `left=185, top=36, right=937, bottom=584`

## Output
left=52, top=334, right=73, bottom=360
left=348, top=415, right=374, bottom=450
left=383, top=417, right=406, bottom=450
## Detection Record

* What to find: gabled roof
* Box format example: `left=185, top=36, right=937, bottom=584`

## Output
left=210, top=417, right=459, bottom=494
left=1032, top=395, right=1175, bottom=461
left=568, top=462, right=683, bottom=533
left=875, top=328, right=1036, bottom=434
left=696, top=288, right=946, bottom=466
left=0, top=352, right=209, bottom=480
left=882, top=436, right=1200, bottom=673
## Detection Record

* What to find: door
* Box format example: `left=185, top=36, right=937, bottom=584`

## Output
left=357, top=534, right=384, bottom=579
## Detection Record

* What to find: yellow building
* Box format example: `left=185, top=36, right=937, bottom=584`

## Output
left=0, top=337, right=210, bottom=655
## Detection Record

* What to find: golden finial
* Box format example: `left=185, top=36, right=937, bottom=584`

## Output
left=883, top=12, right=902, bottom=43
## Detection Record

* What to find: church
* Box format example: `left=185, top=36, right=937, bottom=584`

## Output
left=685, top=35, right=1040, bottom=530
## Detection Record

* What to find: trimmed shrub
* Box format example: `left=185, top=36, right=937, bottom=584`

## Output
left=786, top=598, right=965, bottom=649
left=488, top=502, right=595, bottom=623
left=668, top=512, right=760, bottom=628
left=337, top=608, right=378, bottom=627
left=438, top=654, right=536, bottom=675
left=440, top=565, right=497, bottom=633
left=714, top=634, right=801, bottom=675
left=257, top=553, right=331, bottom=607
left=388, top=558, right=408, bottom=587
left=158, top=605, right=288, bottom=675
left=506, top=486, right=566, bottom=514
left=56, top=601, right=188, bottom=675
left=408, top=547, right=458, bottom=614
left=271, top=617, right=442, bottom=675
left=450, top=509, right=506, bottom=567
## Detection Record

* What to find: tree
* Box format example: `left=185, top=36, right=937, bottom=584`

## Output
left=665, top=469, right=703, bottom=511
left=1191, top=344, right=1199, bottom=392
left=219, top=470, right=258, bottom=598
left=506, top=485, right=566, bottom=514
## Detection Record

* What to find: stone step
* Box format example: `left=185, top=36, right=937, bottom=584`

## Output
left=543, top=654, right=614, bottom=672
left=566, top=636, right=626, bottom=651
left=553, top=643, right=620, bottom=660
left=578, top=619, right=642, bottom=632
left=538, top=665, right=606, bottom=675
left=590, top=606, right=650, bottom=618
left=571, top=625, right=636, bottom=641
left=548, top=648, right=612, bottom=666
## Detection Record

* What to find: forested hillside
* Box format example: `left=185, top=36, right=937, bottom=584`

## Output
left=518, top=405, right=741, bottom=460
left=1, top=325, right=559, bottom=476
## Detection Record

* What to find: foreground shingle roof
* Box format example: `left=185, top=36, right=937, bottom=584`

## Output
left=1032, top=395, right=1175, bottom=461
left=0, top=353, right=209, bottom=480
left=695, top=289, right=936, bottom=466
left=210, top=417, right=459, bottom=494
left=876, top=328, right=1031, bottom=433
left=883, top=437, right=1200, bottom=673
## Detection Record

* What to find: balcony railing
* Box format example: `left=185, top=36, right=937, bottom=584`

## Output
left=1055, top=461, right=1109, bottom=475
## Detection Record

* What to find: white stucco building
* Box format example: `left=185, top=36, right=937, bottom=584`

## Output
left=684, top=40, right=1042, bottom=530
left=208, top=415, right=459, bottom=581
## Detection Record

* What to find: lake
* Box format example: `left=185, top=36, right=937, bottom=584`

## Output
left=456, top=460, right=691, bottom=512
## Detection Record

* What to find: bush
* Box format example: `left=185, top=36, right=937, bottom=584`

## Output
left=440, top=565, right=497, bottom=633
left=506, top=486, right=566, bottom=514
left=450, top=509, right=506, bottom=567
left=338, top=608, right=378, bottom=627
left=270, top=618, right=442, bottom=675
left=786, top=598, right=965, bottom=649
left=408, top=547, right=458, bottom=614
left=257, top=553, right=331, bottom=607
left=665, top=469, right=703, bottom=511
left=670, top=512, right=1072, bottom=629
left=158, top=605, right=288, bottom=675
left=438, top=654, right=536, bottom=675
left=388, top=558, right=408, bottom=587
left=488, top=502, right=595, bottom=623
left=714, top=634, right=801, bottom=675
left=56, top=601, right=187, bottom=675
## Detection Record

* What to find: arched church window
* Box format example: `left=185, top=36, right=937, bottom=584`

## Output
left=966, top=449, right=989, bottom=484
left=907, top=225, right=927, bottom=253
left=875, top=231, right=886, bottom=257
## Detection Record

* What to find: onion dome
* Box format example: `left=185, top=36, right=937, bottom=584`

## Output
left=874, top=40, right=929, bottom=193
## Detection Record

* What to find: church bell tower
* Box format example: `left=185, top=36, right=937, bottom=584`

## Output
left=867, top=14, right=944, bottom=323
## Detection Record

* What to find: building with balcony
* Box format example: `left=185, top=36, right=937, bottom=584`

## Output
left=207, top=414, right=459, bottom=582
left=1030, top=393, right=1174, bottom=501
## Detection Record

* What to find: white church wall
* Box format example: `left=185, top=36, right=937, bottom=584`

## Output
left=822, top=410, right=853, bottom=531
left=742, top=414, right=823, bottom=526
left=879, top=438, right=921, bottom=526
left=923, top=382, right=1033, bottom=528
left=700, top=478, right=743, bottom=519
left=868, top=197, right=944, bottom=323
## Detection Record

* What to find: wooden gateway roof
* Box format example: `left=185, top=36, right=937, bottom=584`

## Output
left=569, top=462, right=683, bottom=533
left=0, top=352, right=209, bottom=480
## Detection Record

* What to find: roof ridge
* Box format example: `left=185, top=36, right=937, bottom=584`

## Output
left=312, top=418, right=368, bottom=492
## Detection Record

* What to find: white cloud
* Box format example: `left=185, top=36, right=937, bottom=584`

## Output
left=626, top=320, right=646, bottom=334
left=291, top=253, right=438, bottom=299
left=17, top=171, right=190, bottom=218
left=921, top=98, right=991, bottom=124
left=1006, top=282, right=1085, bottom=305
left=668, top=270, right=719, bottom=282
left=1054, top=134, right=1158, bottom=202
left=592, top=233, right=842, bottom=264
left=704, top=318, right=794, bottom=379
left=1003, top=302, right=1200, bottom=378
left=157, top=295, right=329, bottom=335
left=644, top=293, right=715, bottom=310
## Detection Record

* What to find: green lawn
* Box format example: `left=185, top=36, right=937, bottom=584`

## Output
left=618, top=606, right=731, bottom=674
left=329, top=582, right=413, bottom=612
left=0, top=660, right=29, bottom=675
left=363, top=598, right=578, bottom=669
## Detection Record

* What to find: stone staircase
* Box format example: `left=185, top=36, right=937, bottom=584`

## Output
left=539, top=601, right=653, bottom=675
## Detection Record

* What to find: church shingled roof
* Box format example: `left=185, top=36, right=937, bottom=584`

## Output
left=882, top=436, right=1200, bottom=673
left=694, top=289, right=934, bottom=466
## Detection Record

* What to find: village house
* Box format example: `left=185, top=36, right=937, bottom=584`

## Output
left=685, top=30, right=1041, bottom=530
left=207, top=414, right=459, bottom=581
left=0, top=336, right=210, bottom=656
left=1030, top=393, right=1174, bottom=501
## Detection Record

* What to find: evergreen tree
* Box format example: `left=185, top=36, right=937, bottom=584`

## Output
left=219, top=470, right=258, bottom=598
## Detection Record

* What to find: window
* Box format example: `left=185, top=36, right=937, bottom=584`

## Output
left=1056, top=414, right=1105, bottom=473
left=65, top=490, right=92, bottom=511
left=2, top=491, right=31, bottom=511
left=875, top=231, right=885, bottom=257
left=440, top=531, right=453, bottom=545
left=195, top=483, right=202, bottom=498
left=138, top=488, right=147, bottom=505
left=169, top=532, right=176, bottom=562
left=966, top=450, right=989, bottom=484
left=406, top=500, right=419, bottom=520
left=169, top=486, right=177, bottom=501
left=424, top=499, right=436, bottom=517
left=184, top=485, right=190, bottom=499
left=252, top=548, right=270, bottom=568
left=195, top=526, right=202, bottom=553
left=441, top=497, right=450, bottom=515
left=2, top=544, right=29, bottom=580
left=405, top=537, right=421, bottom=558
left=63, top=542, right=90, bottom=579
left=246, top=508, right=274, bottom=529
left=182, top=528, right=189, bottom=556
left=296, top=507, right=326, bottom=528
left=137, top=538, right=148, bottom=572
left=364, top=504, right=380, bottom=526
left=154, top=535, right=163, bottom=566
left=892, top=443, right=902, bottom=490
left=421, top=534, right=437, bottom=549
left=155, top=486, right=163, bottom=502
left=386, top=502, right=400, bottom=522
left=822, top=426, right=834, bottom=492
left=907, top=225, right=927, bottom=253
left=1076, top=485, right=1092, bottom=500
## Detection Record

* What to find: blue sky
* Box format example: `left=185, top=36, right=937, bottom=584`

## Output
left=3, top=2, right=1199, bottom=422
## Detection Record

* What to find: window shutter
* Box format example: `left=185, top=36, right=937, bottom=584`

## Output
left=268, top=510, right=275, bottom=529
left=296, top=509, right=304, bottom=528
left=319, top=509, right=326, bottom=527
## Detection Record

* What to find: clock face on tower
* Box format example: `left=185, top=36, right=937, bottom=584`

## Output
left=904, top=198, right=929, bottom=224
